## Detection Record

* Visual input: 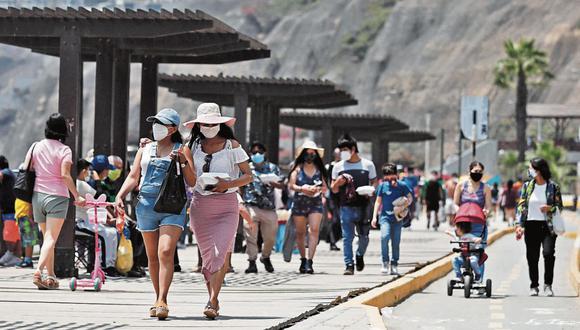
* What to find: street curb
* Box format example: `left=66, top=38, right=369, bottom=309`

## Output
left=569, top=228, right=580, bottom=296
left=340, top=227, right=515, bottom=329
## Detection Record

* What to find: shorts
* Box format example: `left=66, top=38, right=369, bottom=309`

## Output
left=426, top=201, right=440, bottom=212
left=32, top=192, right=69, bottom=223
left=292, top=196, right=323, bottom=217
left=135, top=195, right=186, bottom=232
left=17, top=216, right=39, bottom=247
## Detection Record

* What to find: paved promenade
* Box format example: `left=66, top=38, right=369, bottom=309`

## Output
left=0, top=216, right=458, bottom=330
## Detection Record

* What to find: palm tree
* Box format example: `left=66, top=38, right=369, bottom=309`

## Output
left=494, top=38, right=553, bottom=161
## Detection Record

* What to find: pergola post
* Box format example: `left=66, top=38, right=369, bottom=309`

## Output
left=55, top=29, right=83, bottom=278
left=266, top=105, right=280, bottom=164
left=372, top=137, right=387, bottom=170
left=233, top=91, right=248, bottom=147
left=93, top=39, right=114, bottom=155
left=249, top=100, right=263, bottom=144
left=140, top=56, right=158, bottom=140
left=111, top=49, right=131, bottom=166
left=322, top=124, right=334, bottom=163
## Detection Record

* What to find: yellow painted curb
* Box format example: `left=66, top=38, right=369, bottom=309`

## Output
left=346, top=227, right=515, bottom=310
left=569, top=229, right=580, bottom=296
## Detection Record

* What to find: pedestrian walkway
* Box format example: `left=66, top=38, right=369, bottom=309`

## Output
left=384, top=223, right=580, bottom=330
left=0, top=217, right=457, bottom=329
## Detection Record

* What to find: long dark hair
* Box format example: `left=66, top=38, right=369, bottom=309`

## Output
left=290, top=148, right=328, bottom=182
left=530, top=157, right=552, bottom=181
left=188, top=123, right=237, bottom=149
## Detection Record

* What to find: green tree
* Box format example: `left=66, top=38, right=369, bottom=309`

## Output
left=494, top=38, right=553, bottom=162
left=534, top=141, right=572, bottom=188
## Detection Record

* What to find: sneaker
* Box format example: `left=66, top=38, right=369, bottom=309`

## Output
left=2, top=254, right=21, bottom=267
left=355, top=255, right=365, bottom=272
left=343, top=265, right=355, bottom=275
left=260, top=257, right=275, bottom=273
left=390, top=265, right=399, bottom=276
left=127, top=266, right=146, bottom=278
left=16, top=259, right=33, bottom=268
left=330, top=243, right=341, bottom=251
left=245, top=260, right=258, bottom=274
left=176, top=242, right=186, bottom=250
left=0, top=251, right=14, bottom=265
left=174, top=264, right=182, bottom=273
left=544, top=284, right=554, bottom=297
left=529, top=287, right=539, bottom=296
left=474, top=275, right=482, bottom=283
left=299, top=258, right=307, bottom=274
left=380, top=262, right=390, bottom=274
left=305, top=259, right=314, bottom=274
left=104, top=267, right=124, bottom=279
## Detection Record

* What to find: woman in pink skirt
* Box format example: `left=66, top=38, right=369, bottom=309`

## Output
left=184, top=103, right=252, bottom=319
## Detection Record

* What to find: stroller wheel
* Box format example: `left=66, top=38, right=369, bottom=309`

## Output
left=463, top=276, right=472, bottom=298
left=94, top=277, right=102, bottom=292
left=447, top=280, right=454, bottom=296
left=486, top=279, right=492, bottom=298
left=69, top=277, right=77, bottom=291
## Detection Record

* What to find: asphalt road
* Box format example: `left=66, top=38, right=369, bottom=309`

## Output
left=383, top=231, right=580, bottom=330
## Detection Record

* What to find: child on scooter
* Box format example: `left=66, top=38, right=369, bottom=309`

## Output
left=446, top=222, right=483, bottom=282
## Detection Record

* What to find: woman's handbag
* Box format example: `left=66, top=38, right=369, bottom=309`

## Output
left=14, top=143, right=37, bottom=203
left=551, top=209, right=566, bottom=236
left=154, top=158, right=187, bottom=215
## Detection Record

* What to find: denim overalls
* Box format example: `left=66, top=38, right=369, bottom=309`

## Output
left=135, top=142, right=186, bottom=232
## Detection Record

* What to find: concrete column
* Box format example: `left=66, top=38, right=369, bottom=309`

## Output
left=140, top=57, right=158, bottom=140
left=93, top=39, right=114, bottom=155
left=111, top=49, right=131, bottom=166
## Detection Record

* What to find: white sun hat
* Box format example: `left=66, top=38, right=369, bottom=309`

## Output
left=296, top=140, right=325, bottom=159
left=183, top=103, right=236, bottom=128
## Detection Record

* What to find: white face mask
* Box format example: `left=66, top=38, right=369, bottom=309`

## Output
left=152, top=123, right=169, bottom=141
left=340, top=150, right=352, bottom=161
left=200, top=125, right=220, bottom=139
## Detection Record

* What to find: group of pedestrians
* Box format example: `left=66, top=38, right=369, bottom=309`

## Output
left=0, top=102, right=567, bottom=321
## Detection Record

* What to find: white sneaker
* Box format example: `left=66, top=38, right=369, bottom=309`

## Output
left=529, top=287, right=539, bottom=296
left=0, top=251, right=14, bottom=266
left=380, top=262, right=390, bottom=274
left=544, top=285, right=554, bottom=297
left=390, top=265, right=399, bottom=276
left=3, top=254, right=21, bottom=267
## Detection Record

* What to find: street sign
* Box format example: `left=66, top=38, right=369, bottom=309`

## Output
left=460, top=96, right=489, bottom=142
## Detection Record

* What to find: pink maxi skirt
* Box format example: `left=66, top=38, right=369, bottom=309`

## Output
left=189, top=191, right=238, bottom=282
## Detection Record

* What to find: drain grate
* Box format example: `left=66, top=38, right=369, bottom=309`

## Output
left=0, top=320, right=127, bottom=330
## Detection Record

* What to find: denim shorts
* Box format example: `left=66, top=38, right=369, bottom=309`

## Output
left=32, top=192, right=69, bottom=223
left=135, top=195, right=186, bottom=232
left=292, top=195, right=323, bottom=216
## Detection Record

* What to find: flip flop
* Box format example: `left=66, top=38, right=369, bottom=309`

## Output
left=32, top=272, right=48, bottom=290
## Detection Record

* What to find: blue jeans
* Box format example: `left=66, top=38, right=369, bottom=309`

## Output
left=379, top=217, right=402, bottom=265
left=470, top=223, right=487, bottom=278
left=340, top=206, right=370, bottom=266
left=452, top=254, right=481, bottom=279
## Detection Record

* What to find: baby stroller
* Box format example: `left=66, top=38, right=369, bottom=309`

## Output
left=70, top=194, right=113, bottom=292
left=447, top=202, right=492, bottom=298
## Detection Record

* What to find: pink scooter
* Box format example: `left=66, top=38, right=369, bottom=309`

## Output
left=70, top=194, right=113, bottom=292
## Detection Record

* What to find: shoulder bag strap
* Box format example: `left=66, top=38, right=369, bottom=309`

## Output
left=26, top=142, right=38, bottom=171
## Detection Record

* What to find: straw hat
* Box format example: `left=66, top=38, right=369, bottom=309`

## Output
left=296, top=140, right=325, bottom=158
left=183, top=103, right=236, bottom=128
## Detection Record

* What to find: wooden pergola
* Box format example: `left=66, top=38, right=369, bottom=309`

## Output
left=0, top=7, right=269, bottom=276
left=280, top=111, right=413, bottom=165
left=158, top=74, right=357, bottom=163
left=527, top=103, right=580, bottom=142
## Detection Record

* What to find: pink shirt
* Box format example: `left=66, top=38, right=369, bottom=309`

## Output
left=30, top=139, right=73, bottom=198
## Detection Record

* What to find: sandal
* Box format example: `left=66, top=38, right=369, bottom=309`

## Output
left=32, top=272, right=48, bottom=290
left=45, top=276, right=60, bottom=290
left=203, top=301, right=219, bottom=320
left=156, top=303, right=169, bottom=320
left=149, top=305, right=157, bottom=318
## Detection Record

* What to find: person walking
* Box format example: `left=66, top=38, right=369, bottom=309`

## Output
left=443, top=173, right=459, bottom=224
left=453, top=161, right=492, bottom=281
left=28, top=114, right=86, bottom=289
left=241, top=141, right=284, bottom=274
left=515, top=157, right=562, bottom=297
left=0, top=155, right=20, bottom=267
left=501, top=179, right=518, bottom=226
left=185, top=103, right=252, bottom=319
left=115, top=108, right=196, bottom=320
left=288, top=141, right=328, bottom=274
left=325, top=148, right=342, bottom=251
left=423, top=171, right=443, bottom=230
left=331, top=134, right=377, bottom=275
left=371, top=163, right=413, bottom=275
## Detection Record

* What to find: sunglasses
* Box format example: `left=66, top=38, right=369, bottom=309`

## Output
left=203, top=154, right=212, bottom=173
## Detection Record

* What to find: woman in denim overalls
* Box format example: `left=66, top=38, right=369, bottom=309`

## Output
left=115, top=108, right=196, bottom=320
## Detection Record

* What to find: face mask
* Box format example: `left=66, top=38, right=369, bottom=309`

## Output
left=470, top=172, right=483, bottom=182
left=340, top=150, right=352, bottom=161
left=528, top=168, right=537, bottom=179
left=304, top=153, right=316, bottom=163
left=108, top=168, right=122, bottom=182
left=251, top=153, right=265, bottom=164
left=83, top=172, right=90, bottom=182
left=200, top=125, right=220, bottom=139
left=152, top=123, right=169, bottom=141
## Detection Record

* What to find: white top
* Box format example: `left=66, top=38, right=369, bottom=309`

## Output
left=139, top=142, right=175, bottom=189
left=528, top=183, right=547, bottom=221
left=75, top=180, right=96, bottom=220
left=192, top=139, right=249, bottom=195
